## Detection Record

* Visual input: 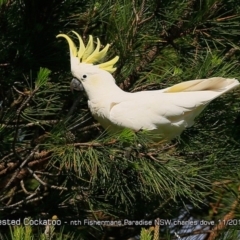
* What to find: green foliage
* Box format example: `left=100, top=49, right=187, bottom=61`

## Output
left=140, top=228, right=154, bottom=240
left=7, top=223, right=78, bottom=240
left=0, top=0, right=7, bottom=6
left=10, top=224, right=33, bottom=240
left=35, top=68, right=51, bottom=89
left=0, top=0, right=240, bottom=239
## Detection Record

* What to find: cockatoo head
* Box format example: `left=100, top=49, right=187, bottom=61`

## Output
left=57, top=31, right=119, bottom=94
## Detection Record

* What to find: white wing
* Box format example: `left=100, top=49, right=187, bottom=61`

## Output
left=109, top=77, right=239, bottom=139
left=109, top=91, right=208, bottom=130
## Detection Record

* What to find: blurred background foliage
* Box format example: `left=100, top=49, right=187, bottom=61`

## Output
left=0, top=0, right=240, bottom=239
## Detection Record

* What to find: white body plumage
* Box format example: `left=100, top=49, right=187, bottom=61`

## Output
left=78, top=70, right=239, bottom=140
left=57, top=32, right=239, bottom=140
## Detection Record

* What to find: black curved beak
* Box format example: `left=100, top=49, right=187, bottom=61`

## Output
left=70, top=78, right=84, bottom=92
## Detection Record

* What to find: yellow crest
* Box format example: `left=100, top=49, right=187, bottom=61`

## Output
left=57, top=31, right=119, bottom=73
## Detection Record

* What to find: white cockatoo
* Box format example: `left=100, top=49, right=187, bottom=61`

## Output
left=57, top=31, right=239, bottom=140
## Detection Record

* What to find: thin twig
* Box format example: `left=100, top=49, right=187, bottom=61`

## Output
left=4, top=194, right=43, bottom=208
left=78, top=123, right=101, bottom=132
left=0, top=63, right=9, bottom=67
left=27, top=167, right=68, bottom=191
left=4, top=145, right=39, bottom=189
left=153, top=218, right=160, bottom=240
left=66, top=93, right=82, bottom=118
left=131, top=82, right=165, bottom=92
left=120, top=45, right=160, bottom=90
left=12, top=86, right=25, bottom=95
left=34, top=171, right=59, bottom=176
left=20, top=180, right=33, bottom=195
left=72, top=139, right=117, bottom=147
left=138, top=14, right=154, bottom=25
left=12, top=87, right=40, bottom=161
left=132, top=0, right=139, bottom=22
left=138, top=0, right=146, bottom=20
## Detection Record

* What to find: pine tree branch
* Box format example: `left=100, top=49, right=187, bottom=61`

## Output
left=71, top=139, right=117, bottom=147
left=119, top=45, right=160, bottom=90
left=4, top=145, right=39, bottom=189
left=12, top=87, right=40, bottom=161
left=0, top=63, right=9, bottom=67
left=3, top=193, right=44, bottom=209
left=27, top=167, right=67, bottom=191
left=116, top=1, right=162, bottom=90
left=153, top=218, right=160, bottom=240
left=78, top=123, right=101, bottom=132
left=20, top=180, right=33, bottom=195
left=207, top=185, right=240, bottom=240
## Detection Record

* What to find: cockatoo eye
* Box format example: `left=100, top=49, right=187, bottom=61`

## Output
left=82, top=75, right=87, bottom=79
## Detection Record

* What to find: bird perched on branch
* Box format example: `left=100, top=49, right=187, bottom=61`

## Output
left=57, top=31, right=239, bottom=141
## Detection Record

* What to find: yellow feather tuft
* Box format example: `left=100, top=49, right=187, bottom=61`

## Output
left=72, top=31, right=86, bottom=59
left=82, top=35, right=94, bottom=61
left=57, top=31, right=119, bottom=73
left=56, top=34, right=77, bottom=57
left=98, top=56, right=119, bottom=73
